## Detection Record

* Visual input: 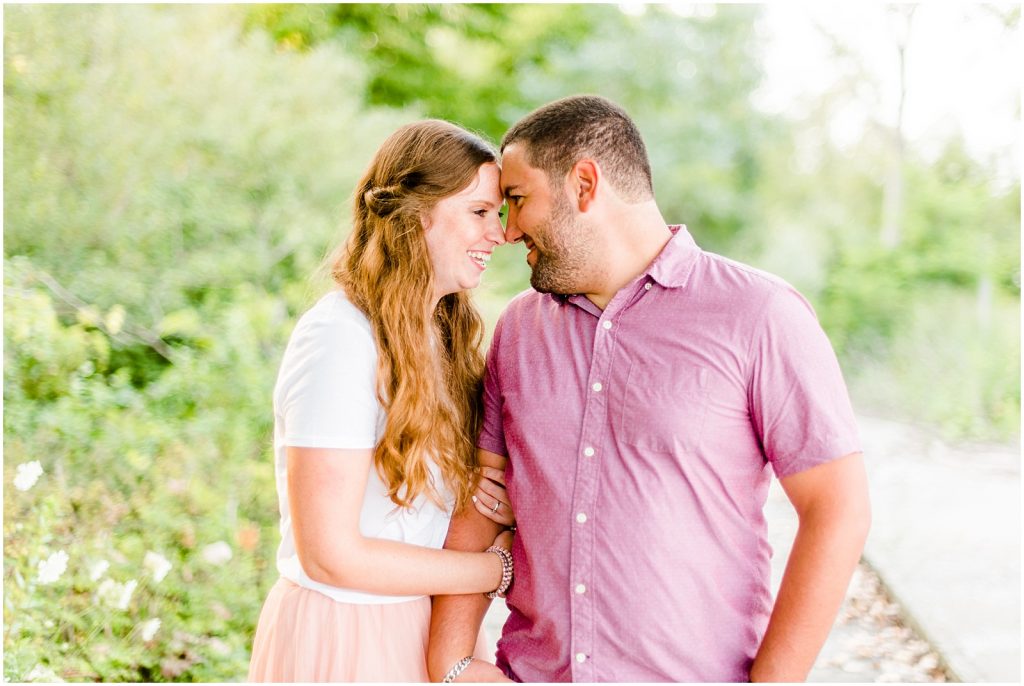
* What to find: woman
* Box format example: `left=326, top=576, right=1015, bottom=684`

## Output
left=248, top=120, right=515, bottom=682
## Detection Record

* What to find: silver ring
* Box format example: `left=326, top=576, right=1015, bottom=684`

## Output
left=491, top=501, right=501, bottom=514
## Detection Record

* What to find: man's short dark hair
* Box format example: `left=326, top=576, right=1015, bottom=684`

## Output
left=501, top=95, right=654, bottom=202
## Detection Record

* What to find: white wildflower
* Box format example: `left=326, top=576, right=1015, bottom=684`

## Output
left=201, top=541, right=232, bottom=566
left=14, top=460, right=43, bottom=491
left=143, top=551, right=172, bottom=583
left=116, top=579, right=138, bottom=610
left=37, top=550, right=69, bottom=585
left=89, top=559, right=110, bottom=582
left=138, top=617, right=161, bottom=642
left=96, top=578, right=116, bottom=604
left=105, top=305, right=126, bottom=336
left=96, top=577, right=137, bottom=610
left=24, top=664, right=63, bottom=682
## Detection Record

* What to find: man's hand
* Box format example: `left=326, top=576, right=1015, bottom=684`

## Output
left=750, top=451, right=870, bottom=682
left=453, top=659, right=511, bottom=682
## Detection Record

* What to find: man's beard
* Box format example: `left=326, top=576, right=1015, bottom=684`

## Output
left=529, top=195, right=594, bottom=295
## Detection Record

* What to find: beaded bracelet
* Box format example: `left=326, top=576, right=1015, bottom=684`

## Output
left=442, top=655, right=474, bottom=683
left=485, top=545, right=513, bottom=599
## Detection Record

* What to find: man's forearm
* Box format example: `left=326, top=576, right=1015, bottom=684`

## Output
left=749, top=501, right=870, bottom=681
left=427, top=507, right=503, bottom=681
left=428, top=588, right=495, bottom=679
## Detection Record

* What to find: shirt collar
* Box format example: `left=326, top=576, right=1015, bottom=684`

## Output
left=645, top=224, right=701, bottom=288
left=550, top=223, right=702, bottom=308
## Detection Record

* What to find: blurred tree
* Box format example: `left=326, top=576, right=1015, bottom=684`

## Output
left=3, top=5, right=415, bottom=680
left=246, top=4, right=596, bottom=143
left=879, top=5, right=917, bottom=250
left=4, top=4, right=414, bottom=370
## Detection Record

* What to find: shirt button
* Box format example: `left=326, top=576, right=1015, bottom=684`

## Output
left=591, top=382, right=603, bottom=392
left=644, top=283, right=652, bottom=291
left=576, top=512, right=587, bottom=523
left=602, top=320, right=612, bottom=330
left=583, top=447, right=595, bottom=457
left=575, top=583, right=587, bottom=594
left=576, top=653, right=587, bottom=663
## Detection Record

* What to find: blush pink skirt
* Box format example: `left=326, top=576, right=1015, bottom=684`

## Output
left=248, top=578, right=491, bottom=682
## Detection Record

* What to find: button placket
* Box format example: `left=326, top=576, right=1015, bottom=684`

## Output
left=568, top=308, right=623, bottom=681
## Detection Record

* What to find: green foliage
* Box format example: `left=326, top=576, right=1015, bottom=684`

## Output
left=3, top=4, right=414, bottom=681
left=4, top=4, right=410, bottom=322
left=247, top=4, right=598, bottom=143
left=845, top=289, right=1021, bottom=440
left=4, top=254, right=294, bottom=680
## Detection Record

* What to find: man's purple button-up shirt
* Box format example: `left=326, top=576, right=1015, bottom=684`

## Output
left=477, top=226, right=860, bottom=682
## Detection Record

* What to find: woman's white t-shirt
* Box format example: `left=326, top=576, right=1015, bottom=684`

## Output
left=272, top=290, right=453, bottom=604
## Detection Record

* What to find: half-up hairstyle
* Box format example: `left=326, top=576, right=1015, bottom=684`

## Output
left=332, top=120, right=497, bottom=512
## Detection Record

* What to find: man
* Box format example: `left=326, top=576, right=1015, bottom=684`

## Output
left=428, top=95, right=870, bottom=682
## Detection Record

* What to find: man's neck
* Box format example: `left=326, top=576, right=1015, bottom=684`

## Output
left=584, top=201, right=671, bottom=310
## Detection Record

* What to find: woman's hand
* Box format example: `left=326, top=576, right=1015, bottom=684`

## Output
left=491, top=528, right=514, bottom=552
left=473, top=466, right=515, bottom=527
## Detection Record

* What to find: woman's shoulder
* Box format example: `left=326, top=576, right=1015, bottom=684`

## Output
left=293, top=290, right=374, bottom=345
left=276, top=290, right=378, bottom=396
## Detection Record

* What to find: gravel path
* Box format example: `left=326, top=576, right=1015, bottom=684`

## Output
left=812, top=562, right=951, bottom=682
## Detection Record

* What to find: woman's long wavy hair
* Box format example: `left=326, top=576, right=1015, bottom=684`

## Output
left=331, top=120, right=496, bottom=512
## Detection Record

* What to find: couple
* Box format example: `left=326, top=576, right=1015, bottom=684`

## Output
left=248, top=96, right=871, bottom=682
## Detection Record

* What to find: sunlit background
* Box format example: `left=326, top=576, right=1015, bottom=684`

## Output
left=3, top=4, right=1019, bottom=681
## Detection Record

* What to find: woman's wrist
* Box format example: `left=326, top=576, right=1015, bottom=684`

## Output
left=484, top=545, right=513, bottom=599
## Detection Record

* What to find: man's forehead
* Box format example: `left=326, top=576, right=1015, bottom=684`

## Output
left=499, top=144, right=533, bottom=189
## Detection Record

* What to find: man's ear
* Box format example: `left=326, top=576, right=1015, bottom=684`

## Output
left=570, top=159, right=600, bottom=212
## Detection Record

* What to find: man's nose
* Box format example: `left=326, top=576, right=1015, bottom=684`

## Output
left=504, top=208, right=524, bottom=244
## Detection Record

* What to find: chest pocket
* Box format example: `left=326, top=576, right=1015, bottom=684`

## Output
left=618, top=360, right=711, bottom=453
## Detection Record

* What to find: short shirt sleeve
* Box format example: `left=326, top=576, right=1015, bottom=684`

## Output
left=477, top=313, right=509, bottom=457
left=749, top=285, right=861, bottom=478
left=275, top=302, right=380, bottom=450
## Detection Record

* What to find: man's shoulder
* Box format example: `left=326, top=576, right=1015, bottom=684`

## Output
left=696, top=251, right=818, bottom=327
left=697, top=250, right=792, bottom=294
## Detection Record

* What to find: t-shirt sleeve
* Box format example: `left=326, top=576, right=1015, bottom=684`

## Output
left=477, top=313, right=509, bottom=457
left=277, top=311, right=380, bottom=450
left=749, top=285, right=861, bottom=478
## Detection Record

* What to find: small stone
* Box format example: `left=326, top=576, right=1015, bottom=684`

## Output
left=841, top=658, right=873, bottom=674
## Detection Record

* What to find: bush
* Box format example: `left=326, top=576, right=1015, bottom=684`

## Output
left=3, top=5, right=416, bottom=681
